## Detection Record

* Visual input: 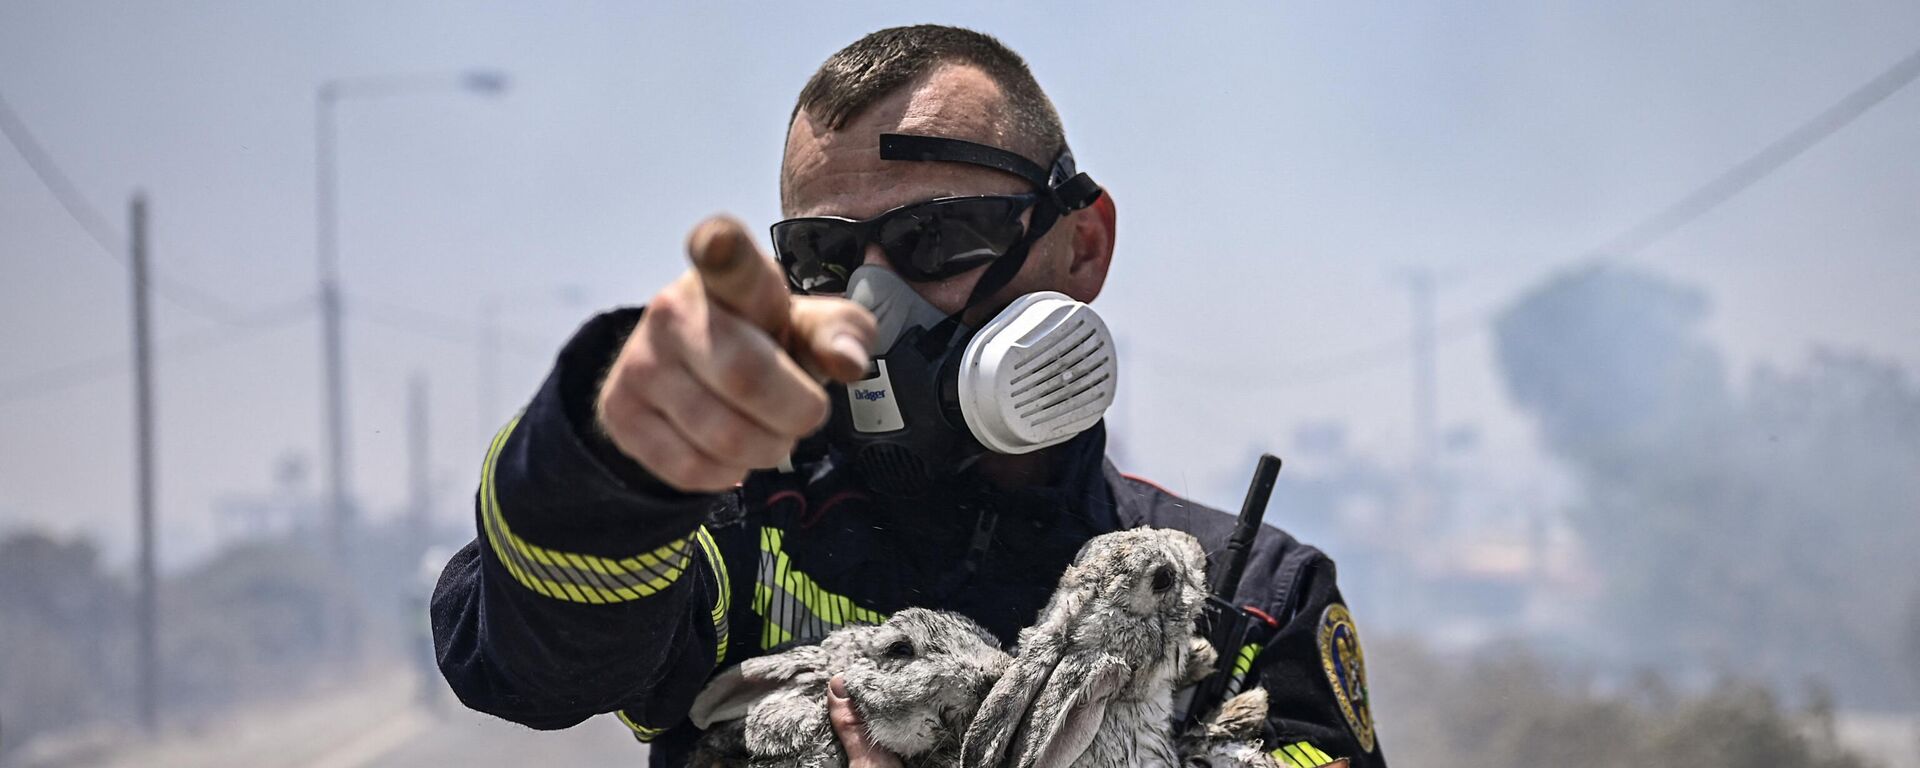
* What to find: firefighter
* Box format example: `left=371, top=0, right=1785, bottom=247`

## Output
left=432, top=24, right=1384, bottom=768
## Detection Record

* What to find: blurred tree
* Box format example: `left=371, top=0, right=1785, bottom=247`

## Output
left=0, top=529, right=357, bottom=757
left=1370, top=638, right=1874, bottom=768
left=161, top=539, right=345, bottom=715
left=0, top=532, right=131, bottom=758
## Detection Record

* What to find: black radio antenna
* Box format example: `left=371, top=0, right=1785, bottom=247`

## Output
left=1209, top=454, right=1280, bottom=622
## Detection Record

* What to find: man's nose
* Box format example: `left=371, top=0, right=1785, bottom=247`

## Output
left=861, top=242, right=891, bottom=271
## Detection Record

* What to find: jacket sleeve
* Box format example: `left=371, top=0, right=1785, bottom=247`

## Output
left=431, top=308, right=735, bottom=737
left=1246, top=550, right=1387, bottom=768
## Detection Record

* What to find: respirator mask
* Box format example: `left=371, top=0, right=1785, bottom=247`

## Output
left=771, top=134, right=1117, bottom=496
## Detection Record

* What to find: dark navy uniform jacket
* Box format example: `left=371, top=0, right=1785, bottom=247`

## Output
left=432, top=308, right=1387, bottom=768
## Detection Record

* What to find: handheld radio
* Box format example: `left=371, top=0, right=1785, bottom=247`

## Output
left=1179, top=453, right=1284, bottom=732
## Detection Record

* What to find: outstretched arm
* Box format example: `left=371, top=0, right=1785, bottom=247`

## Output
left=432, top=216, right=874, bottom=735
left=431, top=306, right=732, bottom=731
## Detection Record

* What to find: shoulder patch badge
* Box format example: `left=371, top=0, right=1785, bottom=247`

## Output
left=1317, top=603, right=1376, bottom=753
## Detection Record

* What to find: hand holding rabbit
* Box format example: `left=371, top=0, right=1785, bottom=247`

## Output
left=690, top=608, right=1010, bottom=768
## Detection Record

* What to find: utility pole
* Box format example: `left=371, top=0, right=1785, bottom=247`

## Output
left=407, top=373, right=431, bottom=558
left=316, top=83, right=353, bottom=572
left=476, top=287, right=583, bottom=439
left=1400, top=267, right=1441, bottom=561
left=129, top=193, right=159, bottom=734
left=1408, top=268, right=1438, bottom=480
left=316, top=85, right=364, bottom=665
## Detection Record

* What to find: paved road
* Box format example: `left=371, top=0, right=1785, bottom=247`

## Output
left=29, top=672, right=1913, bottom=768
left=355, top=702, right=643, bottom=768
left=12, top=673, right=645, bottom=768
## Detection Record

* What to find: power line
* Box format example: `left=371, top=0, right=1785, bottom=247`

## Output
left=0, top=91, right=251, bottom=324
left=1131, top=310, right=1483, bottom=392
left=0, top=296, right=316, bottom=406
left=0, top=291, right=564, bottom=408
left=1594, top=43, right=1920, bottom=261
left=1, top=89, right=558, bottom=392
left=348, top=293, right=554, bottom=358
left=1173, top=42, right=1920, bottom=391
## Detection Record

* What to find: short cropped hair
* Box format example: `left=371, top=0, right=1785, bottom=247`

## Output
left=791, top=24, right=1068, bottom=163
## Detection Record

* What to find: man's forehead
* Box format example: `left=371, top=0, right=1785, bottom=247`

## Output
left=782, top=63, right=1030, bottom=218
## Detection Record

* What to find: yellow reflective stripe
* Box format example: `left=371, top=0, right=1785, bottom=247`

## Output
left=480, top=415, right=694, bottom=604
left=753, top=526, right=885, bottom=649
left=770, top=528, right=883, bottom=625
left=480, top=417, right=548, bottom=599
left=694, top=526, right=730, bottom=664
left=1232, top=642, right=1262, bottom=679
left=779, top=527, right=883, bottom=625
left=1270, top=742, right=1331, bottom=767
left=1214, top=641, right=1264, bottom=700
left=615, top=710, right=665, bottom=742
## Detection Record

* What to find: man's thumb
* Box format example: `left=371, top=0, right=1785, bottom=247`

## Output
left=828, top=675, right=903, bottom=768
left=688, top=215, right=790, bottom=337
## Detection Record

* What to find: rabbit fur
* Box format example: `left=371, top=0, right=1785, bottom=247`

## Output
left=1176, top=687, right=1285, bottom=768
left=962, top=527, right=1213, bottom=768
left=687, top=607, right=1010, bottom=768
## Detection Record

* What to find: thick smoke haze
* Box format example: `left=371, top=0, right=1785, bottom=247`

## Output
left=1495, top=264, right=1920, bottom=707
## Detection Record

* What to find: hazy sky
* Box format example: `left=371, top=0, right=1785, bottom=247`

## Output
left=3, top=2, right=1917, bottom=570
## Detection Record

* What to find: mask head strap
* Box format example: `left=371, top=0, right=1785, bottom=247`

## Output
left=879, top=133, right=1103, bottom=309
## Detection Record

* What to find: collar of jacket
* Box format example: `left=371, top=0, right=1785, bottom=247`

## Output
left=786, top=421, right=1119, bottom=533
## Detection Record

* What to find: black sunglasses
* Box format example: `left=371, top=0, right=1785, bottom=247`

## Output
left=772, top=133, right=1102, bottom=303
left=771, top=193, right=1040, bottom=294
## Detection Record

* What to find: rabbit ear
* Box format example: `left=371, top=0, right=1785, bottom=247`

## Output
left=739, top=644, right=830, bottom=682
left=1014, top=654, right=1129, bottom=768
left=963, top=651, right=1057, bottom=768
left=689, top=664, right=769, bottom=729
left=688, top=648, right=827, bottom=729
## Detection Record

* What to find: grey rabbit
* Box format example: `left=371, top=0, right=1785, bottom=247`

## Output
left=1177, top=688, right=1285, bottom=768
left=962, top=527, right=1213, bottom=768
left=687, top=607, right=1011, bottom=768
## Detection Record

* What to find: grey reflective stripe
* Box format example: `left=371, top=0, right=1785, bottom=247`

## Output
left=752, top=526, right=885, bottom=648
left=479, top=415, right=697, bottom=604
left=486, top=501, right=694, bottom=603
left=759, top=562, right=830, bottom=643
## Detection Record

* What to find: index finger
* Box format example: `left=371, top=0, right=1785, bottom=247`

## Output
left=688, top=215, right=791, bottom=338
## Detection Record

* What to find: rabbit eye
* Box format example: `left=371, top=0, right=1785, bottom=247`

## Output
left=1150, top=565, right=1176, bottom=593
left=885, top=640, right=916, bottom=659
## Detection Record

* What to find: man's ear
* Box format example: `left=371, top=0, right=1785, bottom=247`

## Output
left=1063, top=190, right=1116, bottom=303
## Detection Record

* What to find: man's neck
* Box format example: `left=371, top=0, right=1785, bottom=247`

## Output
left=973, top=421, right=1108, bottom=494
left=975, top=447, right=1056, bottom=491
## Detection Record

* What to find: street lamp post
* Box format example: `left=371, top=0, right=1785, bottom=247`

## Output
left=314, top=71, right=508, bottom=576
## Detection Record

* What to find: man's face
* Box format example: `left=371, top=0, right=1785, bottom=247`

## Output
left=779, top=63, right=1091, bottom=317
